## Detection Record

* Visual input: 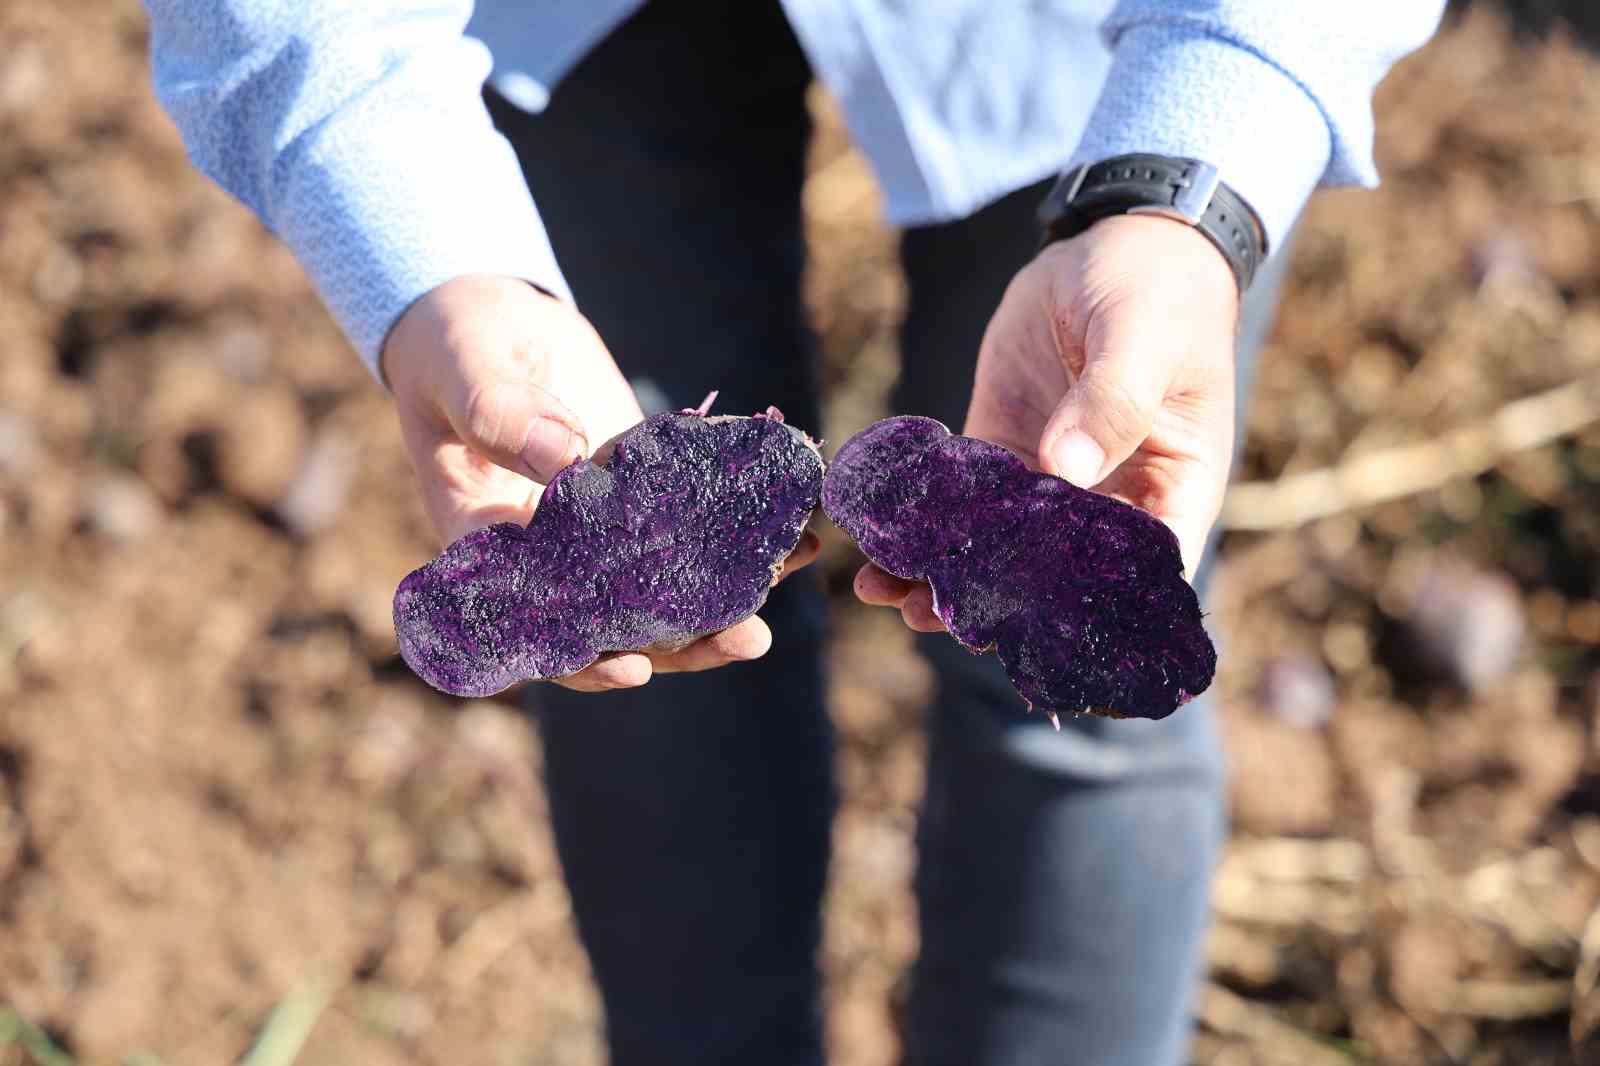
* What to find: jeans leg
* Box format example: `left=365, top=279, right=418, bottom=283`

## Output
left=487, top=4, right=832, bottom=1063
left=907, top=652, right=1226, bottom=1066
left=895, top=187, right=1289, bottom=1065
left=535, top=588, right=832, bottom=1065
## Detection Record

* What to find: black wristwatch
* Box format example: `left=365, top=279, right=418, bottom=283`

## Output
left=1037, top=154, right=1267, bottom=292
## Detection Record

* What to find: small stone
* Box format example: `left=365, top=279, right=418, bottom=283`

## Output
left=32, top=245, right=84, bottom=306
left=1469, top=229, right=1540, bottom=290
left=1256, top=654, right=1337, bottom=729
left=0, top=411, right=39, bottom=475
left=0, top=41, right=46, bottom=115
left=274, top=430, right=354, bottom=537
left=83, top=476, right=162, bottom=543
left=1406, top=562, right=1525, bottom=693
left=214, top=386, right=307, bottom=507
left=212, top=321, right=271, bottom=382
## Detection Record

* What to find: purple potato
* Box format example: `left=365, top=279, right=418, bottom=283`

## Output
left=821, top=416, right=1214, bottom=722
left=395, top=408, right=822, bottom=696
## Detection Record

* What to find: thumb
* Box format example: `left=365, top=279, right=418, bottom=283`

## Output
left=1038, top=321, right=1170, bottom=488
left=447, top=378, right=589, bottom=484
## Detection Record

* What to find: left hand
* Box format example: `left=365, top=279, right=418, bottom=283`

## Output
left=384, top=274, right=819, bottom=691
left=856, top=214, right=1241, bottom=632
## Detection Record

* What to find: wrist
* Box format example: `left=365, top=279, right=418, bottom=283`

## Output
left=1055, top=214, right=1238, bottom=308
left=1038, top=154, right=1266, bottom=294
left=381, top=274, right=567, bottom=395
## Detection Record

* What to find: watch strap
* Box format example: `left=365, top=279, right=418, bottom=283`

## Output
left=1038, top=154, right=1267, bottom=292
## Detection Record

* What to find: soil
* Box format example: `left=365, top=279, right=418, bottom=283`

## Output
left=1, top=4, right=1599, bottom=1065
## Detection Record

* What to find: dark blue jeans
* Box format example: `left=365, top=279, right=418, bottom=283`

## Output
left=491, top=3, right=1282, bottom=1062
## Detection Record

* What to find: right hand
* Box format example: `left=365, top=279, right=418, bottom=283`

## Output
left=854, top=217, right=1240, bottom=633
left=382, top=274, right=818, bottom=692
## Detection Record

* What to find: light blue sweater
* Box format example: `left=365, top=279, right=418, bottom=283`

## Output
left=142, top=0, right=1445, bottom=377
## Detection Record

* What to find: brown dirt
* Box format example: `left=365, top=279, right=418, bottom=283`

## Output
left=1, top=4, right=1598, bottom=1065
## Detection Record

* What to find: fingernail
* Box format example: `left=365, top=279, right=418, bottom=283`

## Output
left=1050, top=430, right=1105, bottom=488
left=523, top=418, right=584, bottom=479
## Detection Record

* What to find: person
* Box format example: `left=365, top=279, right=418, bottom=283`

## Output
left=142, top=2, right=1445, bottom=1062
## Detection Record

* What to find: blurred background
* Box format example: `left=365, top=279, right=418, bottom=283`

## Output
left=2, top=1, right=1600, bottom=1064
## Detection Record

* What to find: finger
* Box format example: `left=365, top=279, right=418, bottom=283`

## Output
left=555, top=653, right=654, bottom=692
left=772, top=532, right=821, bottom=585
left=650, top=616, right=773, bottom=674
left=854, top=563, right=918, bottom=606
left=1164, top=512, right=1215, bottom=583
left=587, top=431, right=623, bottom=467
left=900, top=584, right=947, bottom=633
left=398, top=411, right=543, bottom=543
left=1038, top=314, right=1174, bottom=489
left=445, top=376, right=590, bottom=483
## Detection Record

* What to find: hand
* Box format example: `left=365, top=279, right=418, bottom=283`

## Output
left=857, top=215, right=1239, bottom=631
left=383, top=274, right=819, bottom=691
